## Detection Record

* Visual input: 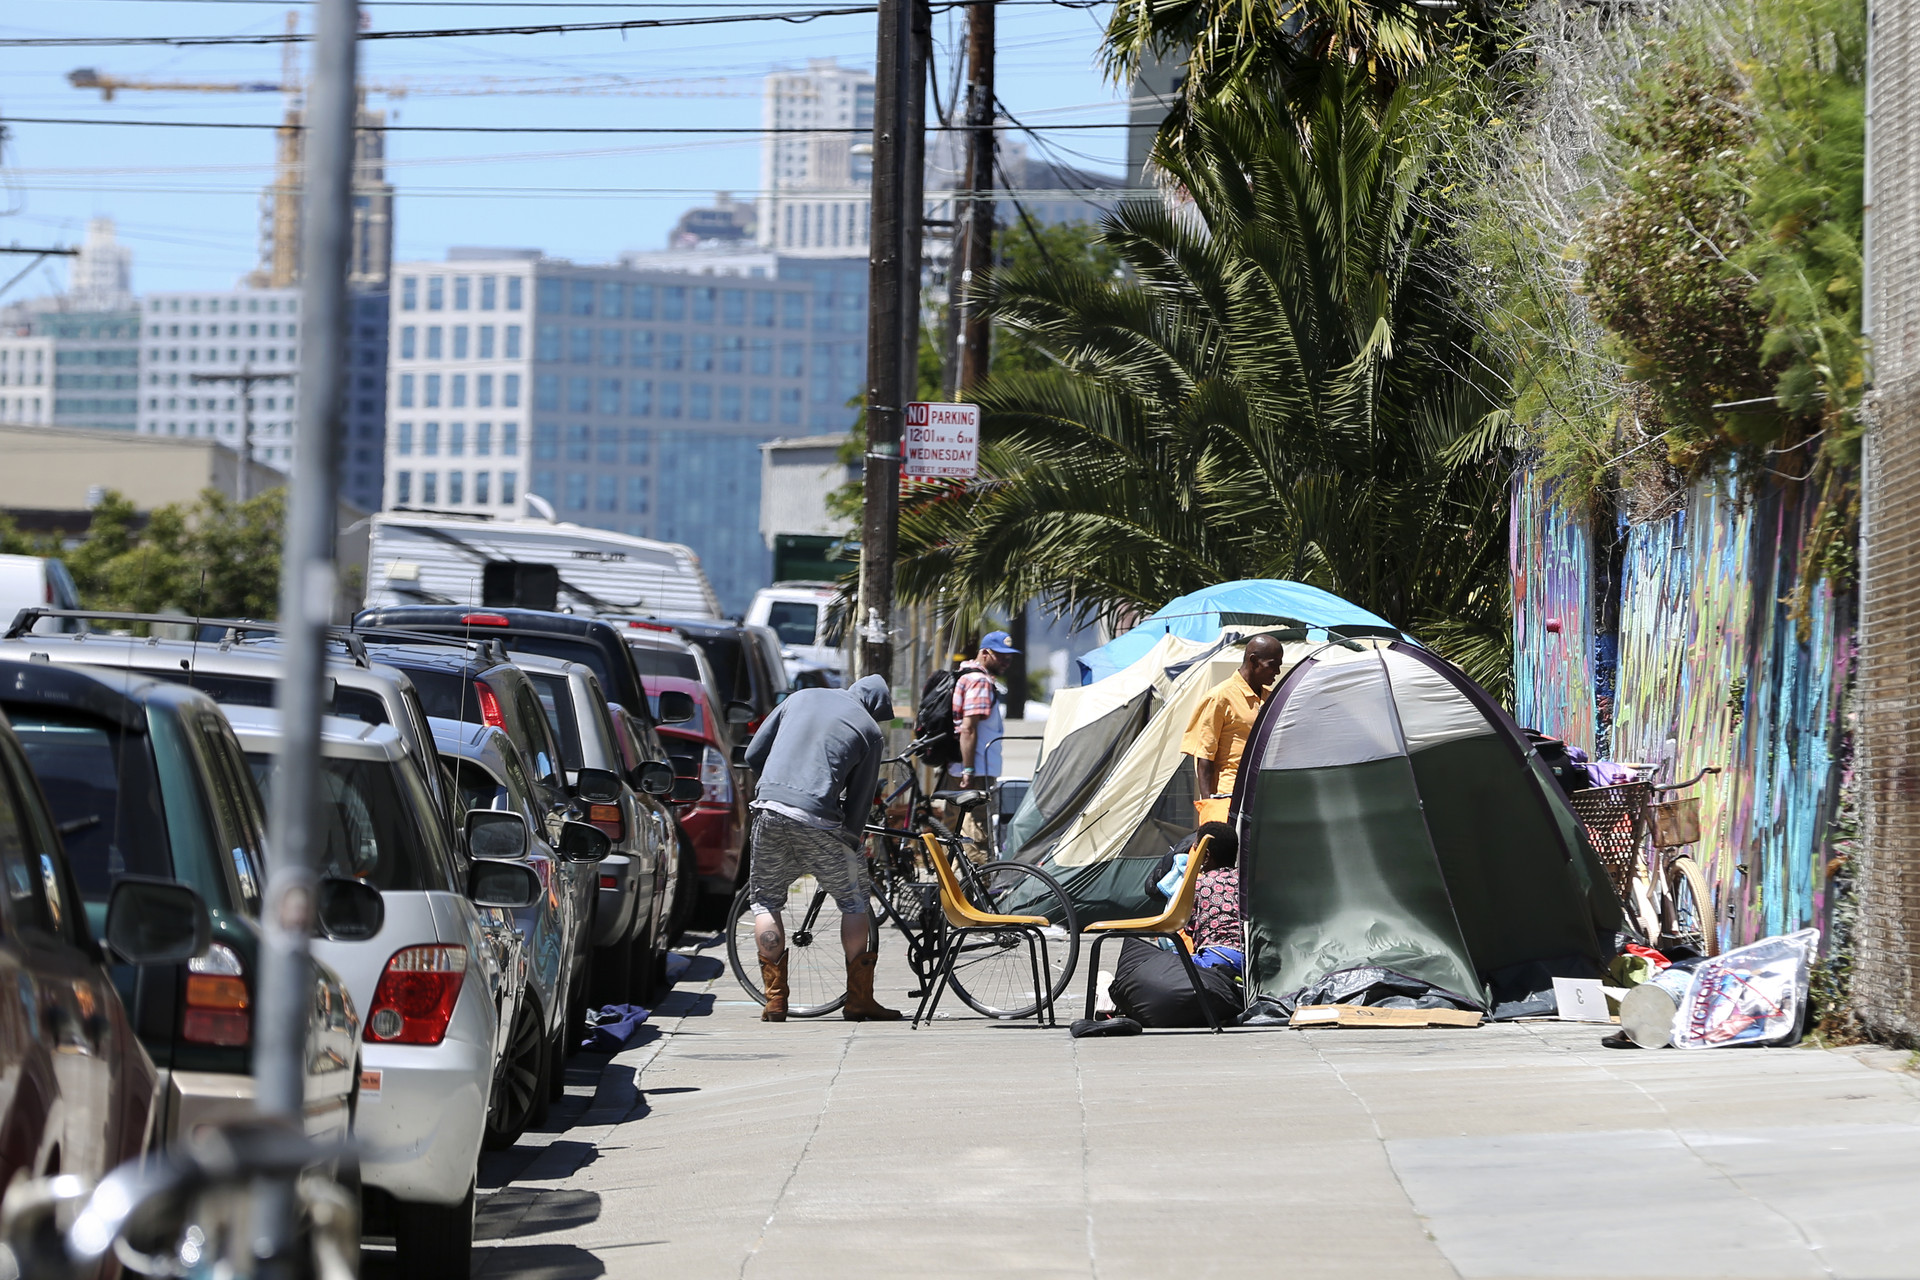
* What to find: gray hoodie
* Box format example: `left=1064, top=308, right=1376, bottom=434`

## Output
left=743, top=675, right=893, bottom=839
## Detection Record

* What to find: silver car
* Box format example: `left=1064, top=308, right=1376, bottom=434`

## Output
left=224, top=706, right=563, bottom=1280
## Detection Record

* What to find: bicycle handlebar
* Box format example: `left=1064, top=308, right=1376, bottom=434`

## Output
left=1654, top=765, right=1722, bottom=795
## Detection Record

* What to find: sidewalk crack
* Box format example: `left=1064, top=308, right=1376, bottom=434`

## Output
left=738, top=1026, right=856, bottom=1279
left=1071, top=1034, right=1098, bottom=1279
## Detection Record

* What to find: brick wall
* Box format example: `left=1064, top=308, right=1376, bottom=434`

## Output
left=1856, top=0, right=1920, bottom=1044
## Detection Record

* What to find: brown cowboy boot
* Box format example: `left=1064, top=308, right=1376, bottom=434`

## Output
left=842, top=951, right=902, bottom=1022
left=760, top=950, right=789, bottom=1023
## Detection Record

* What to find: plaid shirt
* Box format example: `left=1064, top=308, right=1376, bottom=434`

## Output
left=952, top=661, right=998, bottom=722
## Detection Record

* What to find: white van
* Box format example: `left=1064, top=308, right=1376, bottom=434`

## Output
left=745, top=581, right=845, bottom=682
left=0, top=554, right=85, bottom=634
left=362, top=510, right=721, bottom=620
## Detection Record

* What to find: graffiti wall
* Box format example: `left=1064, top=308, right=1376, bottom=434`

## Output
left=1512, top=468, right=1850, bottom=949
left=1510, top=473, right=1596, bottom=748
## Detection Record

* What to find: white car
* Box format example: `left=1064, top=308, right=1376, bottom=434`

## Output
left=746, top=581, right=845, bottom=682
left=224, top=706, right=577, bottom=1279
left=0, top=553, right=84, bottom=634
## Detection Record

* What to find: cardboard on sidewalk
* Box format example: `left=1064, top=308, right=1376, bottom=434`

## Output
left=1292, top=1004, right=1483, bottom=1029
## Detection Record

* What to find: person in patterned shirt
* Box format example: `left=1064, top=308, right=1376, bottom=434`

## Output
left=1185, top=822, right=1243, bottom=954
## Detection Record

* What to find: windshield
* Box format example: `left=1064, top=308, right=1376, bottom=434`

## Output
left=627, top=644, right=701, bottom=681
left=248, top=754, right=454, bottom=892
left=6, top=708, right=172, bottom=901
left=521, top=671, right=584, bottom=770
left=765, top=601, right=820, bottom=647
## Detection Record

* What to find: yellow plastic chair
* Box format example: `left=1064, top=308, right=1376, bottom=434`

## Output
left=911, top=832, right=1059, bottom=1028
left=1080, top=835, right=1222, bottom=1032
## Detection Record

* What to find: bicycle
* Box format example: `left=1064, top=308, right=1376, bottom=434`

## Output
left=1568, top=765, right=1722, bottom=956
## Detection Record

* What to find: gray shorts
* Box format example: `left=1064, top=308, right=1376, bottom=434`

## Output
left=748, top=809, right=870, bottom=917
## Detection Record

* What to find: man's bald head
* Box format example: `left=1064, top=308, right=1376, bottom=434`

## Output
left=1241, top=634, right=1285, bottom=695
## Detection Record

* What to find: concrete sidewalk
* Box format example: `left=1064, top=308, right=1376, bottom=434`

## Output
left=466, top=943, right=1920, bottom=1280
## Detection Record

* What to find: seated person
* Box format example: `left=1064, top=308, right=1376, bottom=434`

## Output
left=1186, top=827, right=1243, bottom=963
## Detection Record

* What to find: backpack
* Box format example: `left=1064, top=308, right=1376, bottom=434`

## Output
left=914, top=668, right=962, bottom=767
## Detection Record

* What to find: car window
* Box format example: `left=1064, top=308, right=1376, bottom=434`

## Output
left=449, top=758, right=507, bottom=817
left=687, top=633, right=749, bottom=703
left=505, top=678, right=562, bottom=781
left=609, top=710, right=641, bottom=773
left=247, top=753, right=455, bottom=893
left=6, top=707, right=174, bottom=903
left=398, top=666, right=488, bottom=723
left=495, top=742, right=542, bottom=823
left=197, top=714, right=266, bottom=916
left=0, top=740, right=67, bottom=940
left=502, top=635, right=615, bottom=697
left=765, top=601, right=819, bottom=647
left=627, top=644, right=702, bottom=682
left=145, top=668, right=389, bottom=728
left=521, top=671, right=583, bottom=771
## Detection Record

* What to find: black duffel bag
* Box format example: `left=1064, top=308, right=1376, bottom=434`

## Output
left=1109, top=937, right=1240, bottom=1028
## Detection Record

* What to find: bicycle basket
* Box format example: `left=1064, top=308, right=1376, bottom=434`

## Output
left=1566, top=782, right=1652, bottom=901
left=1650, top=796, right=1702, bottom=847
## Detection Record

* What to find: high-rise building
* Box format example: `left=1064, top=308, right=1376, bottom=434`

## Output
left=135, top=286, right=389, bottom=511
left=757, top=59, right=875, bottom=257
left=384, top=251, right=867, bottom=613
left=0, top=306, right=141, bottom=433
left=251, top=102, right=395, bottom=291
left=68, top=218, right=135, bottom=312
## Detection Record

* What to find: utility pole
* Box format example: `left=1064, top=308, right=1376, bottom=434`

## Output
left=254, top=0, right=353, bottom=1270
left=957, top=0, right=996, bottom=391
left=190, top=365, right=294, bottom=502
left=858, top=0, right=913, bottom=685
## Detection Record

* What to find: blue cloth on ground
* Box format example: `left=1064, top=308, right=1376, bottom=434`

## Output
left=581, top=1003, right=650, bottom=1052
left=1193, top=946, right=1244, bottom=974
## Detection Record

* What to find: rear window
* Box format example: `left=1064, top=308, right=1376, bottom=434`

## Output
left=397, top=666, right=488, bottom=723
left=522, top=671, right=584, bottom=770
left=143, top=669, right=389, bottom=727
left=627, top=644, right=701, bottom=682
left=764, top=601, right=820, bottom=647
left=684, top=633, right=752, bottom=703
left=6, top=708, right=172, bottom=901
left=247, top=754, right=454, bottom=893
left=502, top=635, right=617, bottom=698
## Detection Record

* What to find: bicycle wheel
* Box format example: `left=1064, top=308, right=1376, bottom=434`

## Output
left=726, top=882, right=879, bottom=1017
left=941, top=860, right=1080, bottom=1020
left=1662, top=855, right=1718, bottom=957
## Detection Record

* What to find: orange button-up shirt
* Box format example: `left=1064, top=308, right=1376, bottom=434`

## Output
left=1181, top=670, right=1267, bottom=799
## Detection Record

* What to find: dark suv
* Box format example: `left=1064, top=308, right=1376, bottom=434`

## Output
left=0, top=661, right=359, bottom=1144
left=354, top=607, right=655, bottom=719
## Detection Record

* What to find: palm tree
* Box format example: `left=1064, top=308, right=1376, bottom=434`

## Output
left=896, top=66, right=1517, bottom=693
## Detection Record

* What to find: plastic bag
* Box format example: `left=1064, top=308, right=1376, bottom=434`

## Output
left=1671, top=929, right=1817, bottom=1050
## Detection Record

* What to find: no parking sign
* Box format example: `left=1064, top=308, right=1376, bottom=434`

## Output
left=902, top=402, right=980, bottom=479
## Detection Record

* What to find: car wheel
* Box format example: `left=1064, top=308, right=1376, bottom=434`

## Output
left=592, top=933, right=633, bottom=1008
left=394, top=1180, right=474, bottom=1280
left=670, top=830, right=698, bottom=940
left=566, top=954, right=592, bottom=1056
left=628, top=914, right=658, bottom=1004
left=546, top=1025, right=567, bottom=1104
left=483, top=995, right=548, bottom=1150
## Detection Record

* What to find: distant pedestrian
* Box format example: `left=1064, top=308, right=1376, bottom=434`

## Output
left=743, top=674, right=902, bottom=1022
left=1181, top=634, right=1285, bottom=825
left=950, top=630, right=1019, bottom=847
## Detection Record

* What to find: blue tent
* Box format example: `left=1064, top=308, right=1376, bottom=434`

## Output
left=1075, top=580, right=1402, bottom=684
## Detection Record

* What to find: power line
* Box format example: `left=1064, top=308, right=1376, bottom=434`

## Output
left=1, top=113, right=1151, bottom=132
left=0, top=0, right=1103, bottom=46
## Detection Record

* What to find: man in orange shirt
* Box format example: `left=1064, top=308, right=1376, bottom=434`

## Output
left=1180, top=634, right=1285, bottom=824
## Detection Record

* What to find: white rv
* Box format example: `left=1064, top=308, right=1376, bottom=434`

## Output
left=362, top=509, right=721, bottom=619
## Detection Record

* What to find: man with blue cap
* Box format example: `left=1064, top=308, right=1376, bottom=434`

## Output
left=950, top=632, right=1019, bottom=828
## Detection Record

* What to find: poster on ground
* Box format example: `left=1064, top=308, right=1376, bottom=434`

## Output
left=903, top=402, right=980, bottom=479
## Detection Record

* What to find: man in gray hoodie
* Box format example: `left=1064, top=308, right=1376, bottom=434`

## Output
left=742, top=673, right=901, bottom=1022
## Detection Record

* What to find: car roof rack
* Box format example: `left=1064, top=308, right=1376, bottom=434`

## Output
left=5, top=608, right=507, bottom=670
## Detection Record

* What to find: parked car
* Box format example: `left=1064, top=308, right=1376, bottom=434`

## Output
left=609, top=703, right=700, bottom=942
left=0, top=609, right=458, bottom=830
left=746, top=581, right=846, bottom=683
left=0, top=703, right=210, bottom=1235
left=639, top=671, right=749, bottom=929
left=0, top=661, right=360, bottom=1145
left=510, top=653, right=677, bottom=1005
left=357, top=637, right=569, bottom=795
left=0, top=555, right=84, bottom=635
left=433, top=717, right=575, bottom=1144
left=227, top=705, right=557, bottom=1279
left=622, top=628, right=733, bottom=742
left=615, top=616, right=789, bottom=740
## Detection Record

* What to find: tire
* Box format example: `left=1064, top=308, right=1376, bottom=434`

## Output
left=484, top=995, right=548, bottom=1150
left=394, top=1180, right=474, bottom=1280
left=943, top=860, right=1080, bottom=1020
left=627, top=914, right=659, bottom=1005
left=1663, top=855, right=1718, bottom=957
left=669, top=832, right=698, bottom=942
left=592, top=933, right=634, bottom=1008
left=726, top=882, right=878, bottom=1017
left=565, top=958, right=591, bottom=1059
left=545, top=1025, right=566, bottom=1104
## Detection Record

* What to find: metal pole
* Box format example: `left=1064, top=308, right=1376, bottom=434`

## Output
left=958, top=0, right=995, bottom=391
left=859, top=0, right=910, bottom=684
left=254, top=0, right=353, bottom=1268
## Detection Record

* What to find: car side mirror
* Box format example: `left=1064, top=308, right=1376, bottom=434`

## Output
left=670, top=777, right=703, bottom=804
left=316, top=877, right=385, bottom=942
left=573, top=766, right=623, bottom=804
left=557, top=819, right=613, bottom=862
left=104, top=877, right=210, bottom=965
left=657, top=690, right=696, bottom=725
left=725, top=700, right=755, bottom=725
left=465, top=809, right=531, bottom=861
left=468, top=858, right=543, bottom=910
left=635, top=759, right=675, bottom=796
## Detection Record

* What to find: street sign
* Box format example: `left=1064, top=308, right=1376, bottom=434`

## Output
left=903, top=401, right=981, bottom=478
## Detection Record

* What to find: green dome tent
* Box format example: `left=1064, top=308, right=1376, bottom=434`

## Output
left=1230, top=640, right=1622, bottom=1013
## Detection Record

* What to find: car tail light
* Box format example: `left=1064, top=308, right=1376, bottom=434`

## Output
left=701, top=745, right=734, bottom=806
left=473, top=681, right=505, bottom=729
left=365, top=945, right=466, bottom=1046
left=460, top=613, right=510, bottom=627
left=599, top=873, right=618, bottom=890
left=625, top=620, right=674, bottom=632
left=586, top=802, right=624, bottom=841
left=183, top=944, right=249, bottom=1047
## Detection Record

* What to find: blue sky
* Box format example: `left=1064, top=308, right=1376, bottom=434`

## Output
left=0, top=0, right=1132, bottom=295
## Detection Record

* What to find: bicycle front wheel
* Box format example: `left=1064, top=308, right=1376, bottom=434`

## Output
left=727, top=882, right=879, bottom=1017
left=1662, top=855, right=1718, bottom=957
left=943, top=861, right=1080, bottom=1020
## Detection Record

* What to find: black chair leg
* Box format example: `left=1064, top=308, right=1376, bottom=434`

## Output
left=915, top=932, right=966, bottom=1028
left=1035, top=929, right=1055, bottom=1026
left=1082, top=934, right=1109, bottom=1021
left=1023, top=931, right=1044, bottom=1027
left=1171, top=935, right=1221, bottom=1033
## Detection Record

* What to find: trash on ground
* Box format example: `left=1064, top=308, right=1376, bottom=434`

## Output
left=581, top=1003, right=651, bottom=1052
left=1671, top=929, right=1817, bottom=1049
